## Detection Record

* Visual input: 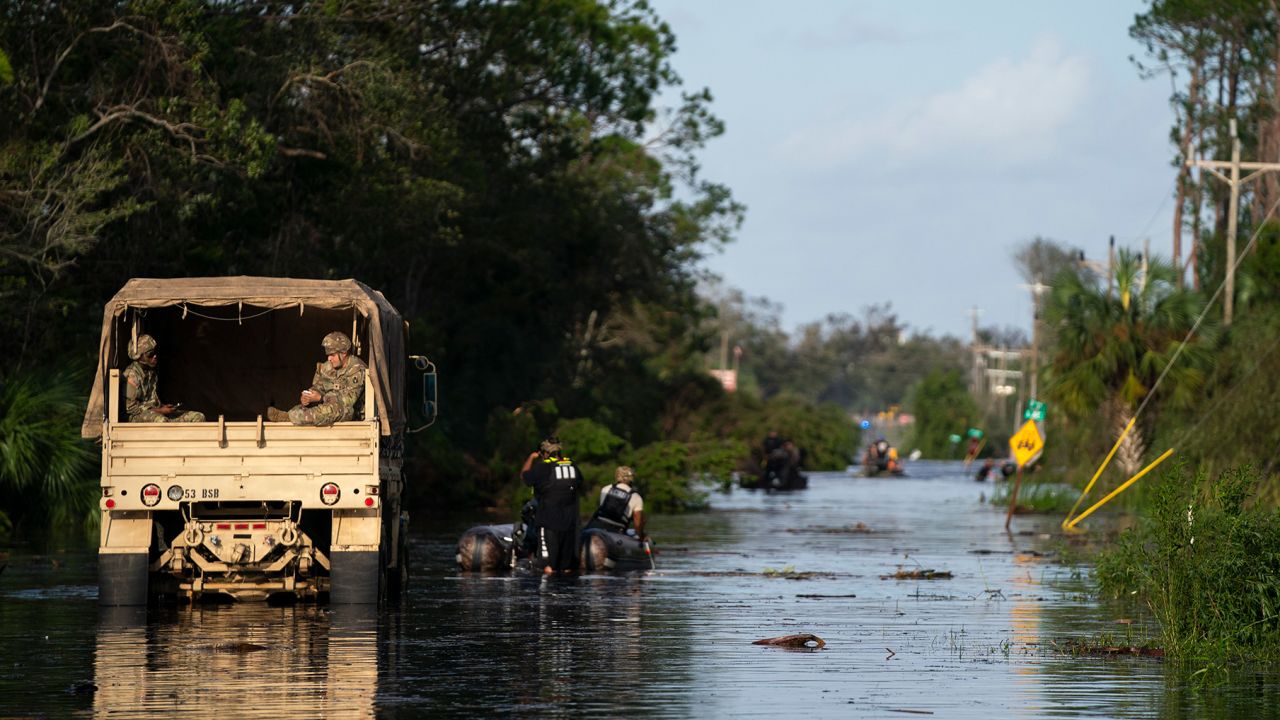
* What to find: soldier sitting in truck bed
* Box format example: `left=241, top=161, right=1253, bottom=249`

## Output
left=268, top=331, right=367, bottom=426
left=124, top=335, right=206, bottom=423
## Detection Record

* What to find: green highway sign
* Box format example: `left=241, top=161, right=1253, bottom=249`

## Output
left=1023, top=400, right=1047, bottom=422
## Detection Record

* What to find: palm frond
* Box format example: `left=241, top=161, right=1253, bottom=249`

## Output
left=0, top=371, right=96, bottom=532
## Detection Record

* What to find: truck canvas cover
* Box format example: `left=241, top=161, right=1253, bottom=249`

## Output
left=82, top=277, right=406, bottom=438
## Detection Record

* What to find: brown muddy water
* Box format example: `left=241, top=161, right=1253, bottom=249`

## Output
left=2, top=461, right=1277, bottom=717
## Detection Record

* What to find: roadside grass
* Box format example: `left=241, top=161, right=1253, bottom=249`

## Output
left=986, top=480, right=1080, bottom=514
left=1093, top=464, right=1280, bottom=660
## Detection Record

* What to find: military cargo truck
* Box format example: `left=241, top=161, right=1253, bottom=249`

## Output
left=83, top=278, right=435, bottom=605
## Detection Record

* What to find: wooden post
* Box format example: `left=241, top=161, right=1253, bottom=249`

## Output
left=1005, top=465, right=1023, bottom=531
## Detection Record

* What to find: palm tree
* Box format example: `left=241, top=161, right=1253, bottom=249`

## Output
left=0, top=372, right=97, bottom=535
left=1041, top=249, right=1214, bottom=474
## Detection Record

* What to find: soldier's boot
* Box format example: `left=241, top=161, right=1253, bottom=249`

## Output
left=266, top=407, right=290, bottom=423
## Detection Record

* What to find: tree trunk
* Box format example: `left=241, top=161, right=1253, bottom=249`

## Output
left=1174, top=61, right=1202, bottom=286
left=1111, top=401, right=1146, bottom=479
left=1262, top=4, right=1280, bottom=223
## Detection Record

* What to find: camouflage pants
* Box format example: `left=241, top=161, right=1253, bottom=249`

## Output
left=129, top=409, right=206, bottom=423
left=287, top=402, right=345, bottom=427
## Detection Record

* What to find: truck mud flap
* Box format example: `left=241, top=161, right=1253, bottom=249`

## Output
left=330, top=551, right=379, bottom=604
left=98, top=553, right=149, bottom=606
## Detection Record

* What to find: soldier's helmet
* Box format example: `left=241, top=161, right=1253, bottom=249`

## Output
left=615, top=466, right=635, bottom=484
left=539, top=436, right=562, bottom=456
left=321, top=331, right=352, bottom=355
left=128, top=334, right=157, bottom=360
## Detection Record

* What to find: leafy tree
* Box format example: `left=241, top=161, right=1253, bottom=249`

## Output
left=1013, top=236, right=1085, bottom=286
left=907, top=369, right=979, bottom=458
left=1041, top=249, right=1213, bottom=474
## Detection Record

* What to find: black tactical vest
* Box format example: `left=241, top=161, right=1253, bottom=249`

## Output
left=597, top=483, right=634, bottom=529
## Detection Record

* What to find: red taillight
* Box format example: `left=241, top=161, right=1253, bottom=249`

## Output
left=233, top=523, right=248, bottom=530
left=252, top=523, right=267, bottom=530
left=141, top=483, right=161, bottom=507
left=320, top=482, right=340, bottom=505
left=364, top=497, right=374, bottom=507
left=216, top=523, right=231, bottom=530
left=105, top=499, right=116, bottom=509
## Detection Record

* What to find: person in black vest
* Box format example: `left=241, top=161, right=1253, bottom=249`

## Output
left=587, top=466, right=646, bottom=539
left=521, top=436, right=585, bottom=576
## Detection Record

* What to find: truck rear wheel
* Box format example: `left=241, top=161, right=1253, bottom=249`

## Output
left=98, top=553, right=149, bottom=606
left=329, top=551, right=380, bottom=604
left=386, top=512, right=409, bottom=600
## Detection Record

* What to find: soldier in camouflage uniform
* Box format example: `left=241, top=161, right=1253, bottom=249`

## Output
left=268, top=331, right=367, bottom=426
left=123, top=335, right=206, bottom=423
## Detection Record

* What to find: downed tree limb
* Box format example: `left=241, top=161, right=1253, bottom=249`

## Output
left=881, top=569, right=953, bottom=580
left=752, top=633, right=826, bottom=649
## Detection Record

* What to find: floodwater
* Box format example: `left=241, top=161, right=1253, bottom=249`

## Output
left=2, top=461, right=1277, bottom=718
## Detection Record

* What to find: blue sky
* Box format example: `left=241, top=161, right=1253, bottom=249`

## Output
left=649, top=1, right=1176, bottom=339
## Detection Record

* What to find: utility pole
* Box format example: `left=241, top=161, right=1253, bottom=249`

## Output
left=1187, top=118, right=1280, bottom=326
left=969, top=306, right=982, bottom=396
left=1107, top=235, right=1115, bottom=299
left=1019, top=281, right=1049, bottom=400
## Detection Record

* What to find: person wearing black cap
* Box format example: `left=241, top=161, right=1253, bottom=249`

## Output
left=520, top=436, right=585, bottom=576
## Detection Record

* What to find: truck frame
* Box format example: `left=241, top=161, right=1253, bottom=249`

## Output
left=83, top=277, right=431, bottom=604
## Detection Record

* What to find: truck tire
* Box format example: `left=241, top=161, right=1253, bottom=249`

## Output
left=387, top=512, right=409, bottom=600
left=98, top=553, right=149, bottom=606
left=329, top=551, right=380, bottom=604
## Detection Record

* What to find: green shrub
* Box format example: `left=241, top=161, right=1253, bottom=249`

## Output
left=627, top=440, right=710, bottom=512
left=555, top=417, right=628, bottom=463
left=1094, top=464, right=1280, bottom=658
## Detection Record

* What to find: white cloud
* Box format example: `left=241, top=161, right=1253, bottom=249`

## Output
left=792, top=13, right=909, bottom=48
left=779, top=37, right=1091, bottom=171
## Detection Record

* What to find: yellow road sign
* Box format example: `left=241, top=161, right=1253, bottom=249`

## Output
left=1009, top=419, right=1045, bottom=468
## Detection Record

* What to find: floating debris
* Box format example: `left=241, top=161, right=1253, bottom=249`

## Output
left=197, top=642, right=271, bottom=654
left=682, top=569, right=842, bottom=580
left=786, top=522, right=878, bottom=534
left=764, top=566, right=837, bottom=580
left=752, top=633, right=826, bottom=649
left=796, top=593, right=858, bottom=599
left=882, top=569, right=953, bottom=580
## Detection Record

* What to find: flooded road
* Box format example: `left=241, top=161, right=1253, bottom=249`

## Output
left=2, top=461, right=1275, bottom=717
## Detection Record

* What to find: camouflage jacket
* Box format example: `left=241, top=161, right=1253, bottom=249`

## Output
left=122, top=361, right=160, bottom=420
left=309, top=355, right=367, bottom=422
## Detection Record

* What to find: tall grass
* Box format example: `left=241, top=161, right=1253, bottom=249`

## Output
left=1094, top=464, right=1280, bottom=658
left=0, top=372, right=97, bottom=538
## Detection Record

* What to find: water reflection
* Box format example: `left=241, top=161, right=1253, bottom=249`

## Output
left=93, top=605, right=379, bottom=718
left=384, top=573, right=696, bottom=718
